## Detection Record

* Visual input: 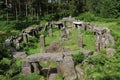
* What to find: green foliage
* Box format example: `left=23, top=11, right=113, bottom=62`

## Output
left=54, top=74, right=64, bottom=80
left=76, top=12, right=96, bottom=22
left=20, top=36, right=39, bottom=55
left=72, top=52, right=85, bottom=65
left=11, top=73, right=45, bottom=80
left=87, top=53, right=108, bottom=65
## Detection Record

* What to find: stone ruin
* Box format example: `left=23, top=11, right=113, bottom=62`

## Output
left=2, top=16, right=116, bottom=80
left=61, top=27, right=68, bottom=41
left=22, top=53, right=77, bottom=80
left=62, top=16, right=76, bottom=27
left=93, top=26, right=115, bottom=52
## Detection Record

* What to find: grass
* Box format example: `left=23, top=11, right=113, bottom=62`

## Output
left=39, top=61, right=57, bottom=68
left=24, top=26, right=95, bottom=55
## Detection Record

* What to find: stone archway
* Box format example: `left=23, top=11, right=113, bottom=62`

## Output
left=22, top=53, right=77, bottom=80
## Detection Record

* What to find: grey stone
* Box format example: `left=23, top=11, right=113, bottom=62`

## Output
left=78, top=34, right=82, bottom=48
left=81, top=49, right=93, bottom=56
left=46, top=42, right=63, bottom=53
left=22, top=33, right=28, bottom=42
left=48, top=28, right=53, bottom=37
left=31, top=62, right=41, bottom=74
left=12, top=52, right=27, bottom=59
left=75, top=65, right=84, bottom=80
left=26, top=53, right=64, bottom=62
left=55, top=22, right=63, bottom=29
left=61, top=27, right=68, bottom=41
left=5, top=39, right=11, bottom=48
left=63, top=56, right=77, bottom=80
left=40, top=35, right=45, bottom=49
left=22, top=60, right=32, bottom=75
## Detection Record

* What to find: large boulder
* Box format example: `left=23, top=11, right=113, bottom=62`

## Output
left=63, top=56, right=77, bottom=80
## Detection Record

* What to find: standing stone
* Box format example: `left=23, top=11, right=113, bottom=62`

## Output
left=95, top=33, right=100, bottom=52
left=75, top=65, right=84, bottom=80
left=63, top=56, right=77, bottom=80
left=78, top=34, right=83, bottom=48
left=56, top=61, right=63, bottom=74
left=40, top=35, right=45, bottom=52
left=48, top=28, right=53, bottom=37
left=23, top=33, right=28, bottom=43
left=31, top=62, right=41, bottom=74
left=16, top=42, right=20, bottom=51
left=78, top=26, right=82, bottom=48
left=15, top=40, right=20, bottom=51
left=22, top=60, right=32, bottom=75
left=61, top=27, right=67, bottom=41
left=5, top=39, right=11, bottom=48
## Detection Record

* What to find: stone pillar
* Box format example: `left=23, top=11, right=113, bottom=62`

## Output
left=78, top=34, right=83, bottom=48
left=63, top=56, right=77, bottom=80
left=23, top=33, right=28, bottom=43
left=16, top=40, right=20, bottom=51
left=99, top=33, right=103, bottom=50
left=5, top=39, right=11, bottom=48
left=82, top=23, right=87, bottom=30
left=61, top=27, right=67, bottom=41
left=78, top=26, right=83, bottom=48
left=31, top=62, right=41, bottom=74
left=56, top=61, right=63, bottom=74
left=95, top=33, right=100, bottom=52
left=40, top=35, right=45, bottom=52
left=48, top=28, right=53, bottom=37
left=22, top=60, right=32, bottom=75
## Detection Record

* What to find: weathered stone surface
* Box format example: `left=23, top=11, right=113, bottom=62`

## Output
left=56, top=61, right=63, bottom=74
left=55, top=22, right=63, bottom=29
left=75, top=65, right=84, bottom=80
left=46, top=42, right=63, bottom=53
left=22, top=33, right=28, bottom=42
left=78, top=34, right=83, bottom=48
left=66, top=28, right=71, bottom=35
left=81, top=49, right=93, bottom=56
left=10, top=47, right=17, bottom=54
left=73, top=21, right=83, bottom=28
left=48, top=28, right=53, bottom=37
left=24, top=27, right=34, bottom=34
left=31, top=62, right=41, bottom=74
left=61, top=27, right=68, bottom=41
left=16, top=42, right=20, bottom=51
left=15, top=40, right=20, bottom=51
left=106, top=48, right=116, bottom=57
left=4, top=39, right=11, bottom=48
left=63, top=56, right=77, bottom=80
left=26, top=53, right=64, bottom=62
left=22, top=60, right=32, bottom=75
left=12, top=52, right=27, bottom=59
left=62, top=16, right=76, bottom=24
left=40, top=35, right=45, bottom=49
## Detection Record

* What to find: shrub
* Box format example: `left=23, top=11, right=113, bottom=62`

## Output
left=76, top=12, right=96, bottom=22
left=87, top=53, right=108, bottom=65
left=72, top=52, right=85, bottom=65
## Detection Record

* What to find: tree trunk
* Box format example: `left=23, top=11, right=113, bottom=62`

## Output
left=15, top=3, right=18, bottom=22
left=5, top=0, right=8, bottom=23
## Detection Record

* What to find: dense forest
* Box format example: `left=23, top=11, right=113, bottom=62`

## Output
left=0, top=0, right=120, bottom=80
left=0, top=0, right=120, bottom=22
